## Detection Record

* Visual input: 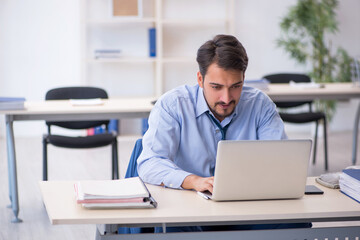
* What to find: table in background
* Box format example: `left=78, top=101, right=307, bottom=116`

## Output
left=39, top=178, right=360, bottom=240
left=265, top=82, right=360, bottom=166
left=1, top=98, right=154, bottom=223
left=3, top=83, right=360, bottom=224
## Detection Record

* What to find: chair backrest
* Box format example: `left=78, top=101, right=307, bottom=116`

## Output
left=125, top=139, right=142, bottom=178
left=120, top=138, right=152, bottom=235
left=45, top=87, right=109, bottom=130
left=263, top=73, right=312, bottom=109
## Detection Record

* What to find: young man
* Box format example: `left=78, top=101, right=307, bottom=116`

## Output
left=137, top=34, right=311, bottom=232
left=137, top=34, right=286, bottom=193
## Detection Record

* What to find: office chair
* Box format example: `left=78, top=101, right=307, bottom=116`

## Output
left=118, top=139, right=154, bottom=234
left=263, top=73, right=328, bottom=170
left=42, top=87, right=119, bottom=181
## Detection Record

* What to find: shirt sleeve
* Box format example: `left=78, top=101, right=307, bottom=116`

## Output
left=257, top=95, right=288, bottom=140
left=137, top=100, right=192, bottom=189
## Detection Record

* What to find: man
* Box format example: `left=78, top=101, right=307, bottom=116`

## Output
left=137, top=34, right=310, bottom=232
left=137, top=34, right=286, bottom=193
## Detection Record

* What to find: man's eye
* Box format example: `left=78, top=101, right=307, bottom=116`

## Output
left=211, top=86, right=221, bottom=89
left=231, top=83, right=243, bottom=89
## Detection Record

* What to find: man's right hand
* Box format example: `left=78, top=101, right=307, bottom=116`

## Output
left=181, top=174, right=214, bottom=193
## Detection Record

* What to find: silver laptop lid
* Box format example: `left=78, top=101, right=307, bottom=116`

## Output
left=212, top=139, right=312, bottom=201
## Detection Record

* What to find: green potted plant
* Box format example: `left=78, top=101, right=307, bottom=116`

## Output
left=277, top=0, right=354, bottom=120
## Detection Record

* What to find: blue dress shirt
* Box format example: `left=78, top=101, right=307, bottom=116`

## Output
left=137, top=84, right=287, bottom=189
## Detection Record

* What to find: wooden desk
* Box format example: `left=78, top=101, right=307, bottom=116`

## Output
left=39, top=178, right=360, bottom=240
left=1, top=98, right=154, bottom=223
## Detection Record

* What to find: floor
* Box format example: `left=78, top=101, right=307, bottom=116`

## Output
left=0, top=131, right=359, bottom=240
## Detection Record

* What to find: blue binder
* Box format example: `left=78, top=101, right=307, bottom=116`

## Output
left=148, top=28, right=156, bottom=57
left=343, top=169, right=360, bottom=182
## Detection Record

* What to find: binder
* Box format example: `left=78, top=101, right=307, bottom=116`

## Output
left=339, top=169, right=360, bottom=203
left=149, top=28, right=156, bottom=57
left=74, top=177, right=157, bottom=209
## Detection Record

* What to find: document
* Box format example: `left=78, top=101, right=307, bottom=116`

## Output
left=70, top=98, right=103, bottom=106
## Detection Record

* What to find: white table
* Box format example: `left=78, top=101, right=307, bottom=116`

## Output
left=39, top=178, right=360, bottom=240
left=3, top=83, right=360, bottom=223
left=264, top=82, right=360, bottom=166
left=1, top=98, right=154, bottom=223
left=265, top=82, right=360, bottom=102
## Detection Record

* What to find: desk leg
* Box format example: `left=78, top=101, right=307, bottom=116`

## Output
left=95, top=224, right=119, bottom=240
left=352, top=102, right=360, bottom=165
left=5, top=115, right=22, bottom=223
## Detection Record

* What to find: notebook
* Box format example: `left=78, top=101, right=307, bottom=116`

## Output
left=199, top=139, right=312, bottom=201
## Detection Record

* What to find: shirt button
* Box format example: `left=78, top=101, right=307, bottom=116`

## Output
left=216, top=129, right=220, bottom=133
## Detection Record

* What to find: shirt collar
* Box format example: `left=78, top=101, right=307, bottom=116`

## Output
left=195, top=87, right=209, bottom=118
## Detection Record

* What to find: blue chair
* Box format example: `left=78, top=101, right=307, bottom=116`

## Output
left=118, top=139, right=154, bottom=234
left=124, top=139, right=142, bottom=178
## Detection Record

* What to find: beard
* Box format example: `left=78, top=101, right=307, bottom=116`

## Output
left=210, top=100, right=236, bottom=121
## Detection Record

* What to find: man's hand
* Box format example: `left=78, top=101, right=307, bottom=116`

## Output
left=181, top=174, right=214, bottom=193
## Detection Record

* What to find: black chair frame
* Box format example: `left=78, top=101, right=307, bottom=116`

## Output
left=263, top=74, right=328, bottom=170
left=42, top=87, right=119, bottom=180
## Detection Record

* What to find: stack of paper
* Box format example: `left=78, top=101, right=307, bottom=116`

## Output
left=74, top=177, right=157, bottom=209
left=69, top=98, right=103, bottom=106
left=0, top=97, right=25, bottom=110
left=339, top=169, right=360, bottom=203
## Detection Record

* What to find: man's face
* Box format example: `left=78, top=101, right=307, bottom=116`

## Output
left=197, top=63, right=244, bottom=122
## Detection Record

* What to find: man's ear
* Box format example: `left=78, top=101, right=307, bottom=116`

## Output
left=197, top=71, right=204, bottom=88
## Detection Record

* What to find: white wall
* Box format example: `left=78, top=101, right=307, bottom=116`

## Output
left=0, top=0, right=82, bottom=136
left=0, top=0, right=359, bottom=137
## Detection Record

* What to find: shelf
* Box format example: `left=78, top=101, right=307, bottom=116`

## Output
left=161, top=18, right=229, bottom=26
left=88, top=57, right=157, bottom=63
left=83, top=0, right=234, bottom=98
left=87, top=18, right=156, bottom=25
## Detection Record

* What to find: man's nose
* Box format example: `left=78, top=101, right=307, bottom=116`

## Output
left=220, top=89, right=231, bottom=103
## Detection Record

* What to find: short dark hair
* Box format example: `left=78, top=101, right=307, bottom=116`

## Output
left=196, top=34, right=248, bottom=77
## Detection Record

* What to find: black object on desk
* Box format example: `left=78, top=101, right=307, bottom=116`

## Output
left=305, top=185, right=324, bottom=195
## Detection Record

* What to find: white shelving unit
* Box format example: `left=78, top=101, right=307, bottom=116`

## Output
left=81, top=0, right=234, bottom=99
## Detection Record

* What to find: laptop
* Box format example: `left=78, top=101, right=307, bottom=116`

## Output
left=199, top=139, right=312, bottom=201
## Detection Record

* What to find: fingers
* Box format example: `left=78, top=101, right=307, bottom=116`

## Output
left=206, top=184, right=213, bottom=193
left=194, top=176, right=214, bottom=193
left=204, top=177, right=214, bottom=193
